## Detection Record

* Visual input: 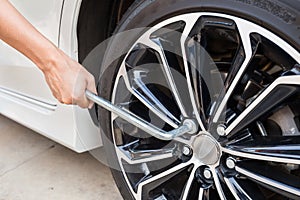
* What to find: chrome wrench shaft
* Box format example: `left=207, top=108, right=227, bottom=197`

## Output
left=85, top=90, right=197, bottom=140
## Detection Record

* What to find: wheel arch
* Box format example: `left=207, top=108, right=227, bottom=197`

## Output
left=76, top=0, right=135, bottom=125
left=77, top=0, right=136, bottom=64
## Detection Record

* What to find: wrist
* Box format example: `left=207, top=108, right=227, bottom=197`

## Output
left=34, top=46, right=64, bottom=73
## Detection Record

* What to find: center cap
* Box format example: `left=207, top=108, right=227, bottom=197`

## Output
left=193, top=133, right=221, bottom=165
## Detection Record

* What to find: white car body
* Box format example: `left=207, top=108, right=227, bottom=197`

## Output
left=0, top=0, right=102, bottom=153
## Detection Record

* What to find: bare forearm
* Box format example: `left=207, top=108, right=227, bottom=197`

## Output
left=0, top=0, right=59, bottom=71
left=0, top=0, right=97, bottom=108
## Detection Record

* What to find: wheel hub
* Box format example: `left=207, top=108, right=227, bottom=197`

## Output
left=193, top=133, right=221, bottom=165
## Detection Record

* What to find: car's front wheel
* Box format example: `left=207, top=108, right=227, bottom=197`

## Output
left=99, top=0, right=300, bottom=199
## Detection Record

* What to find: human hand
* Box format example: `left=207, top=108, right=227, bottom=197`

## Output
left=42, top=50, right=97, bottom=109
left=0, top=0, right=97, bottom=108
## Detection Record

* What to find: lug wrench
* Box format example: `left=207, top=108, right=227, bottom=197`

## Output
left=85, top=90, right=197, bottom=141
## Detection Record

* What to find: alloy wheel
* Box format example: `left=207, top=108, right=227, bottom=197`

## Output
left=110, top=13, right=300, bottom=200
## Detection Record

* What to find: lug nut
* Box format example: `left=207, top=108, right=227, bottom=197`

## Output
left=217, top=124, right=226, bottom=136
left=182, top=145, right=192, bottom=156
left=203, top=168, right=212, bottom=179
left=226, top=157, right=236, bottom=169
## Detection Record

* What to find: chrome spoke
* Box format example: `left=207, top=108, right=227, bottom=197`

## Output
left=119, top=63, right=179, bottom=128
left=225, top=76, right=300, bottom=135
left=181, top=165, right=198, bottom=200
left=198, top=188, right=209, bottom=200
left=116, top=141, right=176, bottom=165
left=222, top=145, right=300, bottom=165
left=138, top=35, right=188, bottom=117
left=236, top=166, right=300, bottom=197
left=224, top=177, right=252, bottom=200
left=137, top=161, right=193, bottom=198
left=211, top=169, right=226, bottom=200
left=213, top=19, right=254, bottom=123
left=131, top=69, right=180, bottom=123
left=238, top=144, right=300, bottom=158
left=224, top=136, right=300, bottom=164
left=180, top=14, right=206, bottom=131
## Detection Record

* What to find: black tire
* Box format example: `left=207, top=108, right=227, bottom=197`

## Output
left=98, top=0, right=300, bottom=199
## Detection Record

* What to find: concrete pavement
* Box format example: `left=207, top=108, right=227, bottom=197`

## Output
left=0, top=114, right=122, bottom=200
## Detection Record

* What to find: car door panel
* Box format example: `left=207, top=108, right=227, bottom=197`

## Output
left=0, top=0, right=102, bottom=152
left=0, top=0, right=64, bottom=104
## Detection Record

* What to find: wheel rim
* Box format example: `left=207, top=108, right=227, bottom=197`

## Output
left=110, top=12, right=300, bottom=200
